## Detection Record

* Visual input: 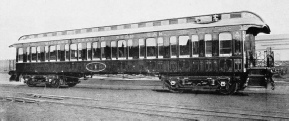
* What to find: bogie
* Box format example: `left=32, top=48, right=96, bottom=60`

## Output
left=22, top=75, right=80, bottom=88
left=162, top=76, right=240, bottom=95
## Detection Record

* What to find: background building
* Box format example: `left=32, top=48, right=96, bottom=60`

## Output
left=256, top=34, right=289, bottom=61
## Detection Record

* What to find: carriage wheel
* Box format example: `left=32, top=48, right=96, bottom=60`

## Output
left=219, top=81, right=238, bottom=95
left=50, top=79, right=60, bottom=88
left=166, top=81, right=184, bottom=93
left=26, top=78, right=35, bottom=87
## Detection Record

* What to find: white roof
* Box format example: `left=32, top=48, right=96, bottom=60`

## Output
left=11, top=11, right=269, bottom=47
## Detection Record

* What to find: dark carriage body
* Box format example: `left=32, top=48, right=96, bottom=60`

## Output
left=10, top=11, right=274, bottom=94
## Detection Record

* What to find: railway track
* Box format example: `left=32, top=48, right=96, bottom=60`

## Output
left=1, top=91, right=289, bottom=120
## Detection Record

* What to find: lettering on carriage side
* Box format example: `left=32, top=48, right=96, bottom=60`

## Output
left=86, top=62, right=106, bottom=72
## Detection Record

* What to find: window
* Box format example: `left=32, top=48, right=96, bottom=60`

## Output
left=179, top=36, right=190, bottom=58
left=101, top=41, right=106, bottom=60
left=49, top=46, right=56, bottom=62
left=170, top=36, right=177, bottom=58
left=111, top=41, right=117, bottom=60
left=92, top=42, right=100, bottom=60
left=45, top=46, right=49, bottom=62
left=205, top=34, right=212, bottom=57
left=70, top=44, right=77, bottom=61
left=37, top=47, right=41, bottom=62
left=118, top=40, right=127, bottom=59
left=57, top=45, right=61, bottom=61
left=219, top=33, right=232, bottom=56
left=192, top=35, right=199, bottom=57
left=234, top=59, right=242, bottom=72
left=87, top=43, right=92, bottom=60
left=127, top=39, right=133, bottom=59
left=139, top=39, right=145, bottom=59
left=31, top=47, right=37, bottom=62
left=157, top=37, right=164, bottom=58
left=205, top=60, right=212, bottom=72
left=18, top=48, right=23, bottom=62
left=27, top=47, right=31, bottom=62
left=232, top=32, right=242, bottom=56
left=65, top=44, right=69, bottom=61
left=146, top=38, right=157, bottom=58
left=220, top=59, right=232, bottom=72
left=77, top=43, right=82, bottom=61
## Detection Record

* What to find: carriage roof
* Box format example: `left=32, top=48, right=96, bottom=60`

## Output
left=10, top=11, right=270, bottom=47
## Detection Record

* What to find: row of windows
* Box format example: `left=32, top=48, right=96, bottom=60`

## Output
left=17, top=33, right=240, bottom=62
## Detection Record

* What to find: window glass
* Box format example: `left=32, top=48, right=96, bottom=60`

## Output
left=45, top=46, right=49, bottom=62
left=111, top=41, right=117, bottom=60
left=170, top=36, right=177, bottom=58
left=118, top=40, right=127, bottom=59
left=219, top=33, right=232, bottom=56
left=234, top=59, right=242, bottom=72
left=87, top=43, right=92, bottom=60
left=77, top=43, right=82, bottom=61
left=18, top=48, right=23, bottom=62
left=37, top=47, right=41, bottom=62
left=31, top=47, right=37, bottom=62
left=146, top=38, right=157, bottom=58
left=101, top=41, right=106, bottom=60
left=157, top=37, right=164, bottom=58
left=105, top=42, right=111, bottom=60
left=92, top=42, right=100, bottom=60
left=70, top=44, right=77, bottom=61
left=139, top=39, right=145, bottom=58
left=65, top=44, right=69, bottom=61
left=220, top=59, right=232, bottom=72
left=192, top=35, right=200, bottom=57
left=179, top=36, right=190, bottom=58
left=205, top=34, right=212, bottom=57
left=127, top=39, right=133, bottom=59
left=205, top=60, right=212, bottom=72
left=26, top=47, right=30, bottom=62
left=57, top=45, right=61, bottom=61
left=50, top=46, right=56, bottom=61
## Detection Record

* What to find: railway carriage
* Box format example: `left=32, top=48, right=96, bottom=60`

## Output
left=9, top=11, right=274, bottom=94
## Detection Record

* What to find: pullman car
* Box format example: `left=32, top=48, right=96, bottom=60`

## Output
left=9, top=11, right=274, bottom=94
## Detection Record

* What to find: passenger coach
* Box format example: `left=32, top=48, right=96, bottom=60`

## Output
left=9, top=11, right=274, bottom=94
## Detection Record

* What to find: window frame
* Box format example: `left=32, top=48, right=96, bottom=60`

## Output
left=117, top=40, right=127, bottom=60
left=179, top=35, right=190, bottom=58
left=36, top=47, right=41, bottom=62
left=77, top=43, right=82, bottom=61
left=70, top=43, right=77, bottom=61
left=87, top=42, right=92, bottom=60
left=65, top=44, right=70, bottom=61
left=157, top=37, right=164, bottom=59
left=146, top=38, right=157, bottom=59
left=170, top=36, right=177, bottom=58
left=44, top=46, right=49, bottom=62
left=111, top=41, right=117, bottom=60
left=191, top=35, right=199, bottom=57
left=139, top=39, right=145, bottom=59
left=92, top=42, right=100, bottom=60
left=18, top=48, right=24, bottom=63
left=219, top=32, right=233, bottom=57
left=127, top=39, right=133, bottom=59
left=205, top=34, right=212, bottom=57
left=101, top=41, right=106, bottom=60
left=31, top=47, right=37, bottom=62
left=49, top=45, right=57, bottom=62
left=26, top=47, right=31, bottom=62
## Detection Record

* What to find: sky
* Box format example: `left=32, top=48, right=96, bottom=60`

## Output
left=0, top=0, right=289, bottom=59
